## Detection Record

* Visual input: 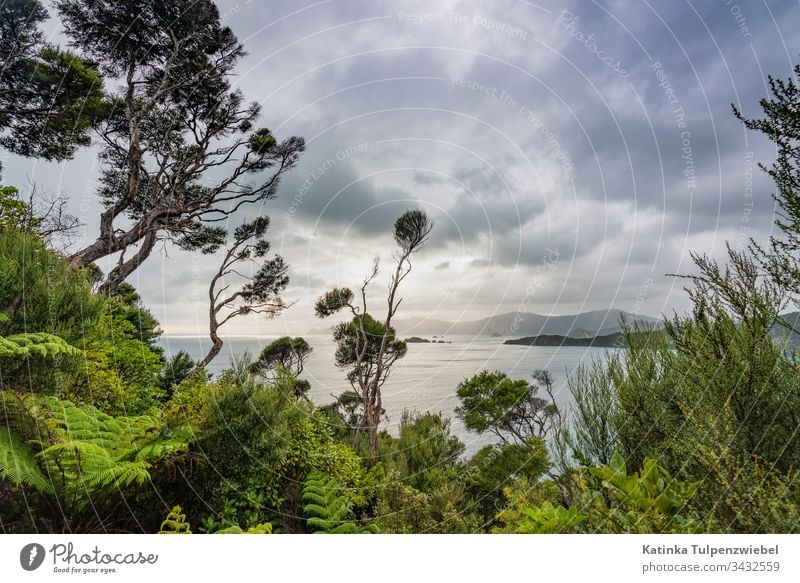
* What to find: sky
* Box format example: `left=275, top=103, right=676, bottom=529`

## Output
left=5, top=0, right=800, bottom=335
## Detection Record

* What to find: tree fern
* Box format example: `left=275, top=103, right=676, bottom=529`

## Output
left=0, top=332, right=81, bottom=359
left=0, top=389, right=190, bottom=511
left=0, top=428, right=53, bottom=493
left=159, top=506, right=192, bottom=534
left=301, top=471, right=375, bottom=533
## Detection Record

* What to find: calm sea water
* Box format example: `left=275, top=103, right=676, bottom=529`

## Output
left=159, top=335, right=618, bottom=455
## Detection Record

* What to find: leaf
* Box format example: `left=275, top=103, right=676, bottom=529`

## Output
left=0, top=427, right=54, bottom=493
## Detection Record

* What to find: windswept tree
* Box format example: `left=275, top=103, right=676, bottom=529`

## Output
left=0, top=0, right=104, bottom=169
left=315, top=209, right=433, bottom=461
left=196, top=217, right=289, bottom=369
left=55, top=0, right=304, bottom=293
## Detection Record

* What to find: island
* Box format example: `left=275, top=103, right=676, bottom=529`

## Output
left=504, top=332, right=625, bottom=347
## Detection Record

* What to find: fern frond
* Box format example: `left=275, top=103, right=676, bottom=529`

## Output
left=0, top=427, right=53, bottom=493
left=80, top=460, right=151, bottom=489
left=301, top=471, right=369, bottom=533
left=159, top=505, right=192, bottom=534
left=0, top=333, right=81, bottom=359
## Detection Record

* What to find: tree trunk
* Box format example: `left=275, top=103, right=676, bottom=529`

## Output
left=196, top=294, right=223, bottom=371
left=67, top=234, right=119, bottom=271
left=367, top=414, right=379, bottom=465
left=196, top=332, right=223, bottom=370
left=97, top=229, right=158, bottom=296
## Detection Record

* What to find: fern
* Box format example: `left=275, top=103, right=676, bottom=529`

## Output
left=159, top=506, right=192, bottom=534
left=0, top=390, right=190, bottom=509
left=157, top=506, right=273, bottom=534
left=0, top=428, right=53, bottom=493
left=301, top=471, right=375, bottom=533
left=0, top=332, right=81, bottom=359
left=214, top=523, right=273, bottom=534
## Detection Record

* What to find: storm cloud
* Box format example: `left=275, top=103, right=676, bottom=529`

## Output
left=5, top=0, right=799, bottom=333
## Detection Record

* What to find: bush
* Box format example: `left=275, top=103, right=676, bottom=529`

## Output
left=190, top=363, right=369, bottom=532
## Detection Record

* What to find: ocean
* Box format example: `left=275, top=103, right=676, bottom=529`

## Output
left=158, top=334, right=619, bottom=455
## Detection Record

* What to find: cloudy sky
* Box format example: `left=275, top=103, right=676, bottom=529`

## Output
left=6, top=0, right=800, bottom=335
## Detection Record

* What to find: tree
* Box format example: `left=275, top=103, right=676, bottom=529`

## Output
left=330, top=312, right=407, bottom=443
left=55, top=0, right=305, bottom=293
left=0, top=186, right=31, bottom=231
left=315, top=209, right=433, bottom=461
left=159, top=350, right=196, bottom=399
left=559, top=245, right=800, bottom=531
left=455, top=369, right=561, bottom=444
left=251, top=336, right=312, bottom=398
left=463, top=438, right=550, bottom=526
left=252, top=336, right=312, bottom=377
left=734, top=62, right=800, bottom=301
left=0, top=0, right=104, bottom=168
left=196, top=217, right=289, bottom=369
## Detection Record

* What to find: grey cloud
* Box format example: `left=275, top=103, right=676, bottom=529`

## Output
left=3, top=0, right=798, bottom=330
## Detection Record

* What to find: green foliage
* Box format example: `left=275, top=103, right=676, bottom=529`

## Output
left=301, top=471, right=374, bottom=533
left=372, top=470, right=476, bottom=534
left=390, top=411, right=464, bottom=492
left=581, top=452, right=702, bottom=533
left=250, top=337, right=312, bottom=398
left=455, top=369, right=559, bottom=444
left=252, top=336, right=312, bottom=377
left=0, top=427, right=53, bottom=493
left=0, top=186, right=37, bottom=231
left=158, top=506, right=192, bottom=534
left=214, top=523, right=273, bottom=534
left=457, top=371, right=525, bottom=435
left=681, top=417, right=800, bottom=532
left=492, top=478, right=562, bottom=533
left=331, top=313, right=407, bottom=375
left=463, top=439, right=550, bottom=524
left=0, top=229, right=104, bottom=340
left=393, top=209, right=434, bottom=251
left=734, top=63, right=800, bottom=297
left=109, top=283, right=163, bottom=347
left=0, top=332, right=81, bottom=359
left=158, top=505, right=273, bottom=534
left=249, top=128, right=277, bottom=154
left=54, top=0, right=305, bottom=293
left=0, top=226, right=165, bottom=414
left=159, top=350, right=196, bottom=398
left=314, top=288, right=354, bottom=318
left=0, top=389, right=191, bottom=531
left=557, top=357, right=618, bottom=469
left=516, top=503, right=586, bottom=534
left=508, top=454, right=702, bottom=534
left=95, top=303, right=164, bottom=404
left=192, top=362, right=369, bottom=531
left=0, top=0, right=104, bottom=163
left=559, top=250, right=800, bottom=532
